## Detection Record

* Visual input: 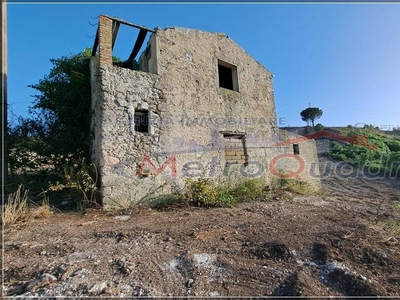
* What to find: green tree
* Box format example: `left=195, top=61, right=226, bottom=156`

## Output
left=300, top=107, right=323, bottom=128
left=7, top=117, right=49, bottom=174
left=10, top=49, right=93, bottom=171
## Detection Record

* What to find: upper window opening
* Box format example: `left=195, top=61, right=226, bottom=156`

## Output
left=134, top=110, right=149, bottom=133
left=218, top=60, right=239, bottom=92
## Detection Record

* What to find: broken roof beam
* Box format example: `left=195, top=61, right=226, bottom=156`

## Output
left=90, top=20, right=125, bottom=56
left=91, top=28, right=99, bottom=56
left=111, top=21, right=120, bottom=50
left=101, top=14, right=155, bottom=33
left=126, top=29, right=147, bottom=64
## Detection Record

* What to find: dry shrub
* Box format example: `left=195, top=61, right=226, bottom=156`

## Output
left=3, top=185, right=53, bottom=227
left=30, top=197, right=52, bottom=219
left=3, top=185, right=30, bottom=226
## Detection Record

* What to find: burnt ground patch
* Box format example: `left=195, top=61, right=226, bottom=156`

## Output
left=325, top=268, right=379, bottom=296
left=312, top=242, right=329, bottom=264
left=248, top=242, right=291, bottom=261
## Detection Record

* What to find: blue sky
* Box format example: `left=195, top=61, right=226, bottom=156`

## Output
left=7, top=3, right=400, bottom=129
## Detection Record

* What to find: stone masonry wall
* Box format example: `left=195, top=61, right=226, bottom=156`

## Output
left=91, top=60, right=167, bottom=208
left=151, top=27, right=280, bottom=186
left=91, top=17, right=320, bottom=208
left=273, top=130, right=321, bottom=188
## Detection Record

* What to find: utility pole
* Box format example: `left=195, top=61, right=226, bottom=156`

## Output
left=1, top=0, right=7, bottom=182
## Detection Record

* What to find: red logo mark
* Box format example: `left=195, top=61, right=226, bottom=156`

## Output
left=269, top=153, right=305, bottom=180
left=136, top=153, right=177, bottom=177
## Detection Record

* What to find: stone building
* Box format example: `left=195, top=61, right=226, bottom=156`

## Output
left=90, top=15, right=320, bottom=208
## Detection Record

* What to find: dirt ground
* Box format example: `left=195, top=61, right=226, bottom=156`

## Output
left=3, top=157, right=400, bottom=298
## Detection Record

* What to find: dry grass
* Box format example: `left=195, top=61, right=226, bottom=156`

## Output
left=3, top=185, right=52, bottom=227
left=30, top=197, right=52, bottom=219
left=378, top=219, right=400, bottom=236
left=3, top=185, right=30, bottom=226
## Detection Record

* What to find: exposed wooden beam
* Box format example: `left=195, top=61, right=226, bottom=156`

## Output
left=127, top=29, right=147, bottom=63
left=111, top=21, right=120, bottom=51
left=101, top=14, right=155, bottom=33
left=91, top=28, right=99, bottom=56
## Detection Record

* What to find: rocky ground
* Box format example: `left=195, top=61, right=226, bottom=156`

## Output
left=2, top=158, right=400, bottom=298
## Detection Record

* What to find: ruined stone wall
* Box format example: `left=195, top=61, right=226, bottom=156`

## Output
left=91, top=17, right=320, bottom=208
left=91, top=61, right=169, bottom=207
left=273, top=130, right=321, bottom=189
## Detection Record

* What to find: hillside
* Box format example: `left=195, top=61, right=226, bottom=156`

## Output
left=282, top=126, right=400, bottom=177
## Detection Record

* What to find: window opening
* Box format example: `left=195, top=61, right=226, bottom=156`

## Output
left=293, top=144, right=300, bottom=155
left=134, top=110, right=149, bottom=133
left=218, top=60, right=239, bottom=91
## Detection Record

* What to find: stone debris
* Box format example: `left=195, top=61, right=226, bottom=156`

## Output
left=114, top=215, right=130, bottom=221
left=25, top=273, right=57, bottom=292
left=88, top=282, right=108, bottom=295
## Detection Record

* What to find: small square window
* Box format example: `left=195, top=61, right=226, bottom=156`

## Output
left=218, top=60, right=239, bottom=92
left=134, top=110, right=149, bottom=133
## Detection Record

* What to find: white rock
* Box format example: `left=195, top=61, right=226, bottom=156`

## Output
left=114, top=215, right=130, bottom=221
left=41, top=273, right=57, bottom=283
left=89, top=282, right=108, bottom=294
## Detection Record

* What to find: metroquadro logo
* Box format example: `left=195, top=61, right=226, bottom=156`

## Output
left=134, top=130, right=398, bottom=180
left=273, top=130, right=377, bottom=150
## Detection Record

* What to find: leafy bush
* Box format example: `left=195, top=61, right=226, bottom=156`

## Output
left=46, top=162, right=98, bottom=210
left=315, top=123, right=324, bottom=131
left=185, top=177, right=237, bottom=207
left=230, top=178, right=266, bottom=201
left=269, top=177, right=318, bottom=195
left=183, top=176, right=317, bottom=208
left=386, top=140, right=400, bottom=152
left=329, top=128, right=400, bottom=177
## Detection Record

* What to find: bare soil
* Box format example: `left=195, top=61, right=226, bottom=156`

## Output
left=3, top=158, right=400, bottom=298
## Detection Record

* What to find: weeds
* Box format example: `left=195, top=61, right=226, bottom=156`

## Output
left=30, top=196, right=52, bottom=219
left=3, top=185, right=29, bottom=226
left=328, top=127, right=400, bottom=178
left=3, top=185, right=52, bottom=227
left=230, top=178, right=267, bottom=201
left=378, top=219, right=400, bottom=236
left=46, top=163, right=99, bottom=210
left=183, top=176, right=317, bottom=208
left=185, top=177, right=237, bottom=207
left=267, top=177, right=321, bottom=200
